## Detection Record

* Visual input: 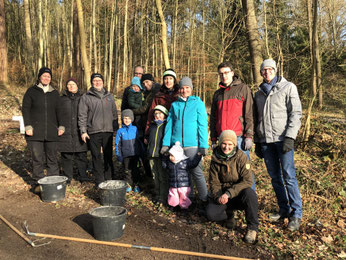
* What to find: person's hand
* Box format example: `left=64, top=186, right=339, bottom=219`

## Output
left=198, top=148, right=208, bottom=156
left=144, top=139, right=148, bottom=145
left=254, top=143, right=263, bottom=159
left=242, top=137, right=253, bottom=151
left=25, top=129, right=33, bottom=136
left=218, top=193, right=229, bottom=205
left=58, top=129, right=64, bottom=136
left=160, top=146, right=169, bottom=155
left=81, top=133, right=90, bottom=143
left=283, top=137, right=294, bottom=153
left=212, top=141, right=218, bottom=149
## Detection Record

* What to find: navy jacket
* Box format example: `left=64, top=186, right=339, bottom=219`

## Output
left=147, top=121, right=166, bottom=158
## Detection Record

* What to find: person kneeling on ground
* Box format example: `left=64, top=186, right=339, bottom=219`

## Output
left=206, top=130, right=259, bottom=244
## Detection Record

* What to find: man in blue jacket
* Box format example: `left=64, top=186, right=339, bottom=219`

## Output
left=254, top=59, right=302, bottom=231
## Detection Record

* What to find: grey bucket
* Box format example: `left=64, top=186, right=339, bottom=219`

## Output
left=37, top=176, right=68, bottom=202
left=89, top=206, right=127, bottom=241
left=98, top=180, right=127, bottom=206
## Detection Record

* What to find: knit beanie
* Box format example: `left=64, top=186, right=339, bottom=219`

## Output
left=169, top=141, right=188, bottom=162
left=38, top=67, right=52, bottom=80
left=121, top=109, right=134, bottom=122
left=260, top=59, right=277, bottom=74
left=65, top=78, right=78, bottom=88
left=219, top=130, right=237, bottom=146
left=153, top=105, right=168, bottom=116
left=90, top=73, right=104, bottom=84
left=179, top=77, right=193, bottom=90
left=131, top=76, right=142, bottom=90
left=162, top=69, right=177, bottom=81
left=141, top=73, right=154, bottom=83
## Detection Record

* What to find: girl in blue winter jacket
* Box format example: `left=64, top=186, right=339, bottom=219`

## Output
left=115, top=109, right=142, bottom=192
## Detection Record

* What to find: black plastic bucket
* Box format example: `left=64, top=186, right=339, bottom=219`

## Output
left=37, top=176, right=68, bottom=202
left=89, top=206, right=127, bottom=241
left=98, top=180, right=127, bottom=206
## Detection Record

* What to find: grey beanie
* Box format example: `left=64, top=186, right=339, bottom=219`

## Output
left=260, top=59, right=277, bottom=73
left=121, top=109, right=134, bottom=122
left=179, top=76, right=193, bottom=90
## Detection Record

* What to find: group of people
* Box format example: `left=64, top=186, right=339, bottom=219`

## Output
left=22, top=59, right=303, bottom=244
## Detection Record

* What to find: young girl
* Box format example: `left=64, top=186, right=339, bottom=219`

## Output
left=147, top=105, right=169, bottom=204
left=162, top=141, right=201, bottom=210
left=115, top=109, right=141, bottom=192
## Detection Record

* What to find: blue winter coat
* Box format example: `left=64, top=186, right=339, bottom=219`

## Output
left=162, top=155, right=202, bottom=188
left=162, top=96, right=209, bottom=148
left=115, top=123, right=141, bottom=162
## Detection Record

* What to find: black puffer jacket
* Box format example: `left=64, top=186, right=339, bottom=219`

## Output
left=162, top=155, right=202, bottom=188
left=146, top=120, right=166, bottom=158
left=58, top=90, right=88, bottom=153
left=22, top=85, right=64, bottom=141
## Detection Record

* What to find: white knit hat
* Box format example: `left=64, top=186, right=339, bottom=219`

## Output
left=169, top=141, right=188, bottom=162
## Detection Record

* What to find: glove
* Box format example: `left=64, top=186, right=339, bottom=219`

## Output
left=242, top=137, right=253, bottom=151
left=212, top=141, right=218, bottom=149
left=283, top=137, right=294, bottom=153
left=198, top=148, right=208, bottom=156
left=254, top=143, right=263, bottom=159
left=160, top=146, right=169, bottom=155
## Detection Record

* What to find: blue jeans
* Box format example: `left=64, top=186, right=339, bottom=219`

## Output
left=261, top=142, right=302, bottom=219
left=237, top=136, right=256, bottom=191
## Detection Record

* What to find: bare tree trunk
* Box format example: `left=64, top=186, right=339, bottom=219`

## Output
left=24, top=0, right=34, bottom=75
left=156, top=0, right=170, bottom=69
left=38, top=0, right=44, bottom=68
left=242, top=0, right=263, bottom=87
left=92, top=0, right=98, bottom=73
left=103, top=7, right=109, bottom=83
left=76, top=0, right=91, bottom=90
left=113, top=1, right=118, bottom=95
left=122, top=0, right=129, bottom=88
left=202, top=4, right=206, bottom=102
left=187, top=0, right=195, bottom=76
left=0, top=0, right=8, bottom=83
left=313, top=0, right=322, bottom=108
left=107, top=0, right=116, bottom=92
left=172, top=0, right=178, bottom=69
left=263, top=0, right=271, bottom=58
left=307, top=0, right=316, bottom=96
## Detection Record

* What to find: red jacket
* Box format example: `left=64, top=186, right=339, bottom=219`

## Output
left=210, top=77, right=254, bottom=141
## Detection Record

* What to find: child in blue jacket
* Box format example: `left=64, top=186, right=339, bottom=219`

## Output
left=115, top=109, right=141, bottom=192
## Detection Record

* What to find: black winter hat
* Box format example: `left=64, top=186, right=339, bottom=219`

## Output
left=38, top=67, right=52, bottom=80
left=90, top=73, right=104, bottom=84
left=141, top=73, right=154, bottom=83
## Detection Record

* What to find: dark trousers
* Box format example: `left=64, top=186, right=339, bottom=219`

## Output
left=61, top=152, right=88, bottom=180
left=89, top=132, right=114, bottom=185
left=206, top=188, right=259, bottom=231
left=28, top=141, right=59, bottom=182
left=123, top=156, right=140, bottom=187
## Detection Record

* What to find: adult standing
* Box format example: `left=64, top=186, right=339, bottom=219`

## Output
left=121, top=66, right=144, bottom=111
left=161, top=77, right=209, bottom=203
left=78, top=73, right=119, bottom=186
left=254, top=59, right=303, bottom=231
left=145, top=69, right=180, bottom=135
left=58, top=79, right=89, bottom=183
left=22, top=67, right=65, bottom=189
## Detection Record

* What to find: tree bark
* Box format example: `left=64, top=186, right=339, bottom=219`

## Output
left=312, top=0, right=322, bottom=108
left=107, top=0, right=116, bottom=92
left=156, top=0, right=170, bottom=69
left=122, top=0, right=129, bottom=87
left=75, top=0, right=91, bottom=90
left=38, top=0, right=44, bottom=69
left=0, top=0, right=8, bottom=83
left=24, top=0, right=34, bottom=75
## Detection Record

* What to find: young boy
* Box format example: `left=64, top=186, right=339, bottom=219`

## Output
left=147, top=105, right=169, bottom=204
left=115, top=109, right=141, bottom=192
left=162, top=141, right=202, bottom=211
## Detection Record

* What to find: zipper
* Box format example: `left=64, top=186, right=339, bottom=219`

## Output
left=152, top=124, right=162, bottom=157
left=45, top=94, right=47, bottom=139
left=181, top=99, right=187, bottom=147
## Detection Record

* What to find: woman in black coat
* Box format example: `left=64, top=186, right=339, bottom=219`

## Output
left=22, top=67, right=65, bottom=187
left=58, top=78, right=89, bottom=182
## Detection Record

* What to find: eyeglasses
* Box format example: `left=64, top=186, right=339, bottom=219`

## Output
left=218, top=71, right=232, bottom=76
left=262, top=68, right=274, bottom=72
left=134, top=72, right=143, bottom=76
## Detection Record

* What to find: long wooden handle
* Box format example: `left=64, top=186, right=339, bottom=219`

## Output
left=0, top=214, right=35, bottom=247
left=28, top=231, right=252, bottom=260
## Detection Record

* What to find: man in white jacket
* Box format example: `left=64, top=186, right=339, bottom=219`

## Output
left=254, top=59, right=302, bottom=231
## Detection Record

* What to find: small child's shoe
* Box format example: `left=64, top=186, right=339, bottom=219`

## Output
left=126, top=186, right=132, bottom=192
left=133, top=186, right=140, bottom=193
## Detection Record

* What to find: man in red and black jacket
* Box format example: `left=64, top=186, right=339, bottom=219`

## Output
left=210, top=61, right=254, bottom=157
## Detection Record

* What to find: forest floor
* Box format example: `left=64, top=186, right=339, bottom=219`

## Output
left=0, top=80, right=345, bottom=259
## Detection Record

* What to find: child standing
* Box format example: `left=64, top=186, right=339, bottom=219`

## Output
left=115, top=109, right=141, bottom=192
left=162, top=141, right=202, bottom=210
left=147, top=105, right=169, bottom=204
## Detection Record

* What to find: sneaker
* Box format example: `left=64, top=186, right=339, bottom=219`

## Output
left=126, top=186, right=132, bottom=192
left=133, top=186, right=140, bottom=193
left=269, top=213, right=289, bottom=222
left=244, top=230, right=257, bottom=244
left=288, top=217, right=301, bottom=231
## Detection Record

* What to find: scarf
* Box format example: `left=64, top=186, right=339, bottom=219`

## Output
left=215, top=146, right=237, bottom=160
left=261, top=76, right=277, bottom=95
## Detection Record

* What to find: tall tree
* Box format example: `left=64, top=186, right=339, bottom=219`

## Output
left=24, top=0, right=34, bottom=76
left=0, top=0, right=8, bottom=83
left=156, top=0, right=170, bottom=69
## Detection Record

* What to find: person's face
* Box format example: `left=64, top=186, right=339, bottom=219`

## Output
left=154, top=110, right=165, bottom=121
left=261, top=67, right=276, bottom=83
left=123, top=116, right=132, bottom=126
left=221, top=140, right=235, bottom=154
left=132, top=85, right=140, bottom=92
left=164, top=76, right=174, bottom=90
left=143, top=80, right=153, bottom=91
left=92, top=77, right=104, bottom=90
left=40, top=73, right=51, bottom=85
left=169, top=154, right=176, bottom=163
left=66, top=81, right=78, bottom=93
left=134, top=67, right=144, bottom=79
left=180, top=86, right=192, bottom=98
left=218, top=67, right=234, bottom=86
